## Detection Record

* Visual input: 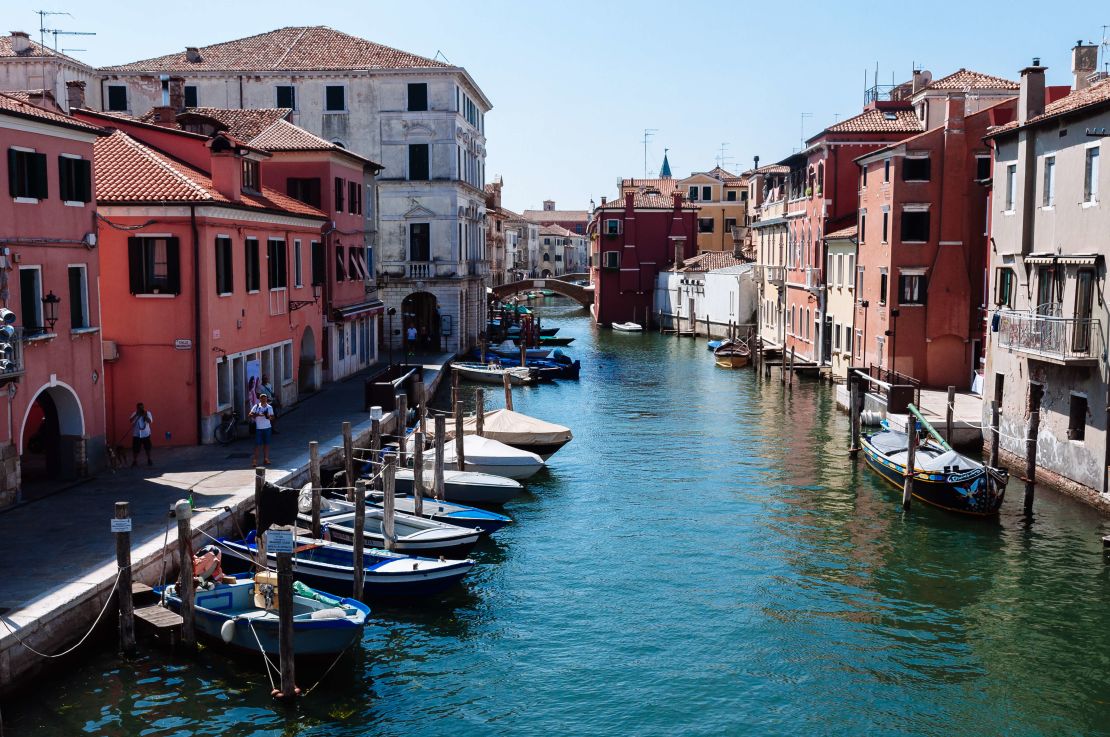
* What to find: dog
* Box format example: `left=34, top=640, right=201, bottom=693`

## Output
left=106, top=443, right=130, bottom=472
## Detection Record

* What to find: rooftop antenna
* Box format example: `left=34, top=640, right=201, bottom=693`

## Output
left=433, top=50, right=451, bottom=64
left=799, top=112, right=813, bottom=150
left=44, top=26, right=94, bottom=51
left=34, top=10, right=70, bottom=96
left=715, top=142, right=736, bottom=170
left=642, top=128, right=658, bottom=178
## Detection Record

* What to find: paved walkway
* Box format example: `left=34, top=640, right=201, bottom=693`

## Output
left=0, top=353, right=450, bottom=628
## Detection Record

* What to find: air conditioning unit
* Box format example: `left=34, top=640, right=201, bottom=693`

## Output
left=603, top=251, right=619, bottom=269
left=604, top=219, right=622, bottom=236
left=103, top=340, right=119, bottom=362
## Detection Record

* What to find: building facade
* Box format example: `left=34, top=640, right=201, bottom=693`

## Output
left=522, top=200, right=589, bottom=236
left=678, top=167, right=749, bottom=254
left=824, top=226, right=858, bottom=380
left=751, top=163, right=791, bottom=351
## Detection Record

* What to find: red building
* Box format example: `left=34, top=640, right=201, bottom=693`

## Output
left=591, top=190, right=697, bottom=326
left=854, top=96, right=1017, bottom=387
left=0, top=92, right=106, bottom=506
left=72, top=109, right=327, bottom=446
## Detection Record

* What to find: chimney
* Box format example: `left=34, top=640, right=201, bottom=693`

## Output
left=209, top=137, right=242, bottom=203
left=753, top=155, right=760, bottom=170
left=543, top=199, right=555, bottom=211
left=168, top=76, right=186, bottom=111
left=151, top=106, right=177, bottom=127
left=912, top=69, right=926, bottom=93
left=65, top=80, right=86, bottom=111
left=1072, top=41, right=1099, bottom=91
left=600, top=196, right=606, bottom=206
left=1018, top=59, right=1047, bottom=124
left=944, top=91, right=966, bottom=129
left=8, top=31, right=30, bottom=54
left=675, top=242, right=684, bottom=271
left=185, top=46, right=202, bottom=63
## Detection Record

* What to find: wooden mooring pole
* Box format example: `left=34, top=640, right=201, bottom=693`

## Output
left=520, top=342, right=527, bottom=368
left=413, top=431, right=425, bottom=518
left=352, top=480, right=366, bottom=598
left=788, top=347, right=795, bottom=386
left=455, top=400, right=466, bottom=471
left=253, top=467, right=267, bottom=568
left=416, top=380, right=427, bottom=436
left=1024, top=385, right=1042, bottom=515
left=945, top=385, right=955, bottom=445
left=989, top=399, right=1001, bottom=469
left=434, top=413, right=447, bottom=501
left=848, top=374, right=861, bottom=457
left=276, top=541, right=296, bottom=699
left=476, top=389, right=485, bottom=437
left=342, top=421, right=355, bottom=502
left=383, top=456, right=397, bottom=551
left=452, top=366, right=460, bottom=409
left=902, top=421, right=917, bottom=511
left=114, top=501, right=135, bottom=653
left=503, top=370, right=513, bottom=410
left=309, top=441, right=322, bottom=538
left=370, top=418, right=381, bottom=491
left=397, top=393, right=408, bottom=467
left=175, top=499, right=195, bottom=648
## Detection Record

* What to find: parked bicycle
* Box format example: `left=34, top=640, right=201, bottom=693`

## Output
left=214, top=408, right=241, bottom=445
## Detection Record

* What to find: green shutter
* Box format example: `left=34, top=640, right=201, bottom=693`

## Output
left=31, top=153, right=47, bottom=200
left=165, top=238, right=181, bottom=294
left=8, top=149, right=20, bottom=197
left=127, top=238, right=144, bottom=294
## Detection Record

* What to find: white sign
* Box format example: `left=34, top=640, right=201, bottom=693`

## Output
left=110, top=518, right=132, bottom=533
left=266, top=528, right=294, bottom=554
left=174, top=339, right=193, bottom=350
left=534, top=280, right=546, bottom=288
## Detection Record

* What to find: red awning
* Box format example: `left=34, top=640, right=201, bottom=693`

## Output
left=332, top=300, right=384, bottom=321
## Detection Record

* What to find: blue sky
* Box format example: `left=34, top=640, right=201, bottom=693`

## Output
left=18, top=1, right=1109, bottom=212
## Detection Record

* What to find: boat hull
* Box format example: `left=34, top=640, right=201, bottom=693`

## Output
left=861, top=435, right=1006, bottom=516
left=393, top=469, right=523, bottom=505
left=319, top=523, right=481, bottom=559
left=714, top=354, right=750, bottom=368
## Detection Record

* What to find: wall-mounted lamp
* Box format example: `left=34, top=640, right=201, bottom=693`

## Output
left=41, top=291, right=61, bottom=331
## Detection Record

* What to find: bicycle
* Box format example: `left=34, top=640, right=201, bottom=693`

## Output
left=214, top=408, right=240, bottom=445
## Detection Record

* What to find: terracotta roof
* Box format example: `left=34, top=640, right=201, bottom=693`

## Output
left=989, top=77, right=1110, bottom=136
left=621, top=177, right=681, bottom=197
left=0, top=35, right=86, bottom=66
left=539, top=224, right=577, bottom=237
left=825, top=224, right=858, bottom=240
left=94, top=129, right=325, bottom=218
left=598, top=192, right=697, bottom=210
left=101, top=26, right=448, bottom=72
left=0, top=92, right=103, bottom=133
left=247, top=119, right=341, bottom=151
left=925, top=68, right=1019, bottom=91
left=151, top=107, right=292, bottom=140
left=522, top=209, right=589, bottom=223
left=679, top=251, right=745, bottom=272
left=825, top=108, right=923, bottom=134
left=751, top=164, right=790, bottom=175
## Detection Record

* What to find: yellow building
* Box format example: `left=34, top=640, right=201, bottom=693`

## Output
left=677, top=166, right=749, bottom=254
left=824, top=225, right=858, bottom=381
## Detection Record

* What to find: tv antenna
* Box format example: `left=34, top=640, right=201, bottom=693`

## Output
left=642, top=128, right=658, bottom=178
left=44, top=27, right=95, bottom=50
left=799, top=112, right=813, bottom=151
left=715, top=142, right=736, bottom=171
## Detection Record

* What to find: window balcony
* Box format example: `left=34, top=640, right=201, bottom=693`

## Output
left=764, top=265, right=785, bottom=285
left=805, top=266, right=823, bottom=292
left=997, top=312, right=1104, bottom=365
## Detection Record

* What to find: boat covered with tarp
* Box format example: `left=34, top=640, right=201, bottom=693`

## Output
left=441, top=409, right=573, bottom=459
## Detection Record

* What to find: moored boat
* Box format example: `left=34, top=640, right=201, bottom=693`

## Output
left=707, top=340, right=723, bottom=351
left=450, top=408, right=573, bottom=459
left=301, top=507, right=483, bottom=558
left=713, top=339, right=751, bottom=368
left=512, top=336, right=575, bottom=346
left=321, top=496, right=512, bottom=534
left=425, top=434, right=546, bottom=480
left=453, top=361, right=538, bottom=385
left=394, top=467, right=524, bottom=505
left=612, top=322, right=643, bottom=332
left=488, top=340, right=551, bottom=359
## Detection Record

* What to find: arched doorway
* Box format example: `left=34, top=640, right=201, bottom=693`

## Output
left=299, top=326, right=318, bottom=393
left=20, top=384, right=84, bottom=487
left=541, top=268, right=552, bottom=278
left=402, top=292, right=439, bottom=353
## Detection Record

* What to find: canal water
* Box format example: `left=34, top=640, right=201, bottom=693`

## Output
left=7, top=296, right=1110, bottom=736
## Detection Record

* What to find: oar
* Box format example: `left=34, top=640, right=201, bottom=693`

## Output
left=906, top=403, right=953, bottom=452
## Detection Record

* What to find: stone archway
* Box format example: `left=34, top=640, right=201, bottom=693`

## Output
left=299, top=326, right=319, bottom=393
left=402, top=291, right=440, bottom=353
left=20, top=383, right=84, bottom=484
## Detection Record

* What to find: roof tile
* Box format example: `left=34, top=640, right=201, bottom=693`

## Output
left=679, top=251, right=746, bottom=271
left=825, top=108, right=924, bottom=134
left=925, top=68, right=1019, bottom=91
left=990, top=77, right=1110, bottom=135
left=0, top=92, right=102, bottom=132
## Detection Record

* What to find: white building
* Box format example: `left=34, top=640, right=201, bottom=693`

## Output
left=655, top=252, right=758, bottom=337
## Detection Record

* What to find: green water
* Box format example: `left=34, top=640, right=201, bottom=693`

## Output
left=6, top=297, right=1110, bottom=736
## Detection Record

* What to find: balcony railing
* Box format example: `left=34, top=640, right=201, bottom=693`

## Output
left=381, top=261, right=483, bottom=280
left=765, top=265, right=785, bottom=285
left=997, top=312, right=1104, bottom=364
left=804, top=266, right=822, bottom=291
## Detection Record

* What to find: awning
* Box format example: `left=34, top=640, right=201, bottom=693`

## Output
left=332, top=299, right=384, bottom=321
left=1025, top=253, right=1102, bottom=266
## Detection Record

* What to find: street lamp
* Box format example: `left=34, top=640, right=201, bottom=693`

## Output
left=387, top=307, right=397, bottom=368
left=41, top=291, right=61, bottom=332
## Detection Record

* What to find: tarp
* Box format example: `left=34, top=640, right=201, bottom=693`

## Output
left=434, top=435, right=544, bottom=468
left=460, top=409, right=572, bottom=446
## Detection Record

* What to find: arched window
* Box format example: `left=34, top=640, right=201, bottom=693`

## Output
left=542, top=253, right=551, bottom=262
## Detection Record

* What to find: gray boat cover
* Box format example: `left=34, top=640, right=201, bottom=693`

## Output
left=460, top=409, right=572, bottom=446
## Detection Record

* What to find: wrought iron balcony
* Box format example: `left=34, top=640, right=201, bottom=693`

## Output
left=997, top=312, right=1104, bottom=365
left=0, top=327, right=26, bottom=382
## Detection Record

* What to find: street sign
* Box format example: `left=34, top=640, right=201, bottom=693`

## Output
left=174, top=339, right=193, bottom=350
left=266, top=527, right=294, bottom=554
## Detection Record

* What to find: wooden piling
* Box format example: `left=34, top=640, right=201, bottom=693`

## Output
left=451, top=367, right=460, bottom=410
left=503, top=370, right=513, bottom=410
left=788, top=347, right=795, bottom=386
left=342, top=421, right=355, bottom=502
left=1024, top=385, right=1042, bottom=515
left=253, top=467, right=267, bottom=568
left=383, top=456, right=397, bottom=551
left=476, top=389, right=485, bottom=437
left=370, top=418, right=381, bottom=491
left=902, top=421, right=917, bottom=511
left=945, top=385, right=955, bottom=445
left=309, top=441, right=322, bottom=539
left=397, top=393, right=408, bottom=467
left=520, top=342, right=527, bottom=368
left=352, top=480, right=366, bottom=598
left=989, top=399, right=1000, bottom=469
left=434, top=413, right=447, bottom=501
left=455, top=400, right=466, bottom=471
left=175, top=499, right=195, bottom=648
left=276, top=545, right=296, bottom=699
left=848, top=374, right=861, bottom=457
left=413, top=431, right=425, bottom=518
left=114, top=501, right=135, bottom=653
left=416, top=380, right=427, bottom=436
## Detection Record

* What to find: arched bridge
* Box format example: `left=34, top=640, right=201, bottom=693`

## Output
left=490, top=274, right=593, bottom=306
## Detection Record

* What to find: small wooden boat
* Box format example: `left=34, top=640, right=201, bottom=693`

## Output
left=612, top=322, right=643, bottom=332
left=861, top=427, right=1008, bottom=516
left=508, top=326, right=559, bottom=337
left=512, top=336, right=575, bottom=347
left=321, top=496, right=512, bottom=535
left=451, top=409, right=573, bottom=459
left=160, top=575, right=369, bottom=657
left=394, top=468, right=523, bottom=505
left=488, top=340, right=551, bottom=359
left=426, top=434, right=546, bottom=480
left=302, top=507, right=482, bottom=558
left=217, top=537, right=474, bottom=599
left=713, top=339, right=751, bottom=368
left=707, top=340, right=723, bottom=351
left=453, top=362, right=538, bottom=385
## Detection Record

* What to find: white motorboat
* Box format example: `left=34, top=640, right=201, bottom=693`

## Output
left=487, top=340, right=552, bottom=359
left=453, top=362, right=537, bottom=385
left=394, top=468, right=524, bottom=505
left=426, top=434, right=545, bottom=480
left=300, top=506, right=482, bottom=558
left=611, top=322, right=643, bottom=332
left=449, top=409, right=573, bottom=459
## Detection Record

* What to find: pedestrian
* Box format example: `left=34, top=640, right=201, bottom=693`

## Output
left=260, top=373, right=279, bottom=434
left=406, top=324, right=417, bottom=358
left=129, top=402, right=153, bottom=467
left=249, top=392, right=275, bottom=466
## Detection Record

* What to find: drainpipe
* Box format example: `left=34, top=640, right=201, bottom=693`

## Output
left=190, top=205, right=202, bottom=445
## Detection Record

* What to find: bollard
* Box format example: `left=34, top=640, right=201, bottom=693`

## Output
left=352, top=481, right=366, bottom=599
left=342, top=421, right=355, bottom=503
left=503, top=370, right=513, bottom=410
left=275, top=540, right=296, bottom=699
left=309, top=441, right=322, bottom=539
left=434, top=414, right=447, bottom=501
left=175, top=498, right=196, bottom=648
left=902, top=422, right=917, bottom=511
left=413, top=431, right=425, bottom=518
left=115, top=501, right=136, bottom=653
left=476, top=389, right=485, bottom=437
left=383, top=456, right=397, bottom=551
left=455, top=400, right=466, bottom=472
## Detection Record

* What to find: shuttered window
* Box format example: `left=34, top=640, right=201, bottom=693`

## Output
left=215, top=237, right=233, bottom=294
left=286, top=177, right=321, bottom=208
left=127, top=237, right=180, bottom=295
left=335, top=245, right=346, bottom=281
left=267, top=239, right=287, bottom=289
left=58, top=156, right=92, bottom=203
left=8, top=149, right=48, bottom=200
left=245, top=238, right=260, bottom=292
left=310, top=241, right=324, bottom=286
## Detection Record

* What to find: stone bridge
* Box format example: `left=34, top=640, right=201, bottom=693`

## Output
left=490, top=274, right=593, bottom=306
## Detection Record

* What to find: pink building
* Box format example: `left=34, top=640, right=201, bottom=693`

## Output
left=73, top=109, right=327, bottom=446
left=0, top=93, right=106, bottom=506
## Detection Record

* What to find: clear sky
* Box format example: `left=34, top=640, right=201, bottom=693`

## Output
left=14, top=1, right=1110, bottom=212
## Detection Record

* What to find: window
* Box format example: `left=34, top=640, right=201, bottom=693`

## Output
left=903, top=156, right=931, bottom=181
left=334, top=177, right=345, bottom=212
left=335, top=245, right=346, bottom=281
left=347, top=180, right=361, bottom=215
left=325, top=85, right=346, bottom=112
left=975, top=155, right=991, bottom=181
left=8, top=149, right=47, bottom=200
left=58, top=155, right=91, bottom=203
left=698, top=218, right=714, bottom=233
left=1074, top=268, right=1096, bottom=353
left=726, top=190, right=737, bottom=201
left=286, top=177, right=321, bottom=208
left=994, top=267, right=1015, bottom=307
left=217, top=358, right=231, bottom=408
left=184, top=85, right=198, bottom=108
left=276, top=85, right=296, bottom=109
left=1069, top=394, right=1088, bottom=441
left=835, top=254, right=844, bottom=287
left=215, top=236, right=233, bottom=295
left=834, top=322, right=842, bottom=351
left=1036, top=266, right=1057, bottom=315
left=245, top=238, right=260, bottom=292
left=859, top=212, right=866, bottom=243
left=881, top=211, right=889, bottom=243
left=348, top=247, right=364, bottom=281
left=879, top=270, right=888, bottom=305
left=856, top=330, right=863, bottom=358
left=409, top=144, right=429, bottom=180
left=1084, top=147, right=1100, bottom=203
left=688, top=186, right=698, bottom=201
left=106, top=85, right=127, bottom=111
left=542, top=253, right=551, bottom=262
left=702, top=185, right=712, bottom=201
left=19, top=267, right=43, bottom=334
left=128, top=237, right=180, bottom=295
left=310, top=241, right=324, bottom=286
left=293, top=240, right=303, bottom=288
left=899, top=273, right=926, bottom=305
left=282, top=342, right=293, bottom=384
left=408, top=82, right=428, bottom=112
left=267, top=239, right=287, bottom=289
left=1043, top=156, right=1056, bottom=207
left=845, top=326, right=853, bottom=356
left=861, top=165, right=868, bottom=188
left=847, top=255, right=855, bottom=288
left=1005, top=164, right=1017, bottom=210
left=883, top=159, right=891, bottom=182
left=241, top=159, right=260, bottom=193
left=409, top=223, right=430, bottom=261
left=901, top=211, right=930, bottom=242
left=68, top=265, right=88, bottom=329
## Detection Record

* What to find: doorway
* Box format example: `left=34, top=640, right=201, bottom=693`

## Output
left=20, top=384, right=84, bottom=496
left=402, top=292, right=439, bottom=353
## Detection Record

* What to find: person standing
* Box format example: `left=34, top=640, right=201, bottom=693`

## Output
left=260, top=373, right=279, bottom=434
left=406, top=324, right=417, bottom=358
left=250, top=393, right=275, bottom=466
left=129, top=402, right=153, bottom=467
